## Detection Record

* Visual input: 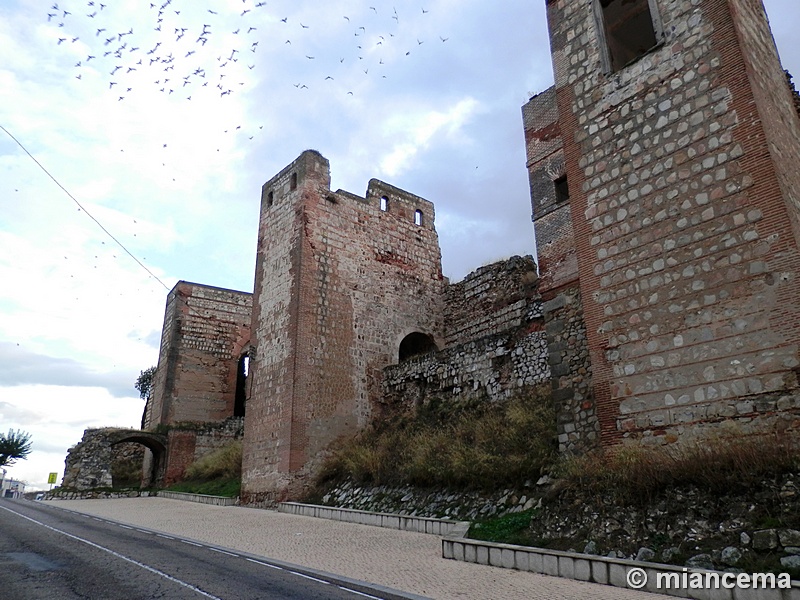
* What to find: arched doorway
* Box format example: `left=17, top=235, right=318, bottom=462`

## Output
left=398, top=332, right=438, bottom=361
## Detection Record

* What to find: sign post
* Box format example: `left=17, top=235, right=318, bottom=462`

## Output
left=47, top=472, right=57, bottom=491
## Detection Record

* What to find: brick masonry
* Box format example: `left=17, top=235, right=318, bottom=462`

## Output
left=241, top=150, right=446, bottom=504
left=528, top=0, right=800, bottom=448
left=145, top=281, right=252, bottom=428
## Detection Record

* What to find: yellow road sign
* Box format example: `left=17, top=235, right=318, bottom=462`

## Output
left=47, top=472, right=57, bottom=484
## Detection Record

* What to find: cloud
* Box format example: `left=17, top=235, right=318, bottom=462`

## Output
left=379, top=97, right=480, bottom=177
left=0, top=343, right=138, bottom=399
left=0, top=385, right=142, bottom=490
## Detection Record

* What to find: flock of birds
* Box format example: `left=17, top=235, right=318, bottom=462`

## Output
left=43, top=0, right=449, bottom=161
left=47, top=0, right=446, bottom=102
left=17, top=0, right=452, bottom=305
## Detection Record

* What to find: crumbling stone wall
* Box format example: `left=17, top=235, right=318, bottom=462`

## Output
left=146, top=282, right=252, bottom=429
left=62, top=428, right=167, bottom=490
left=443, top=255, right=539, bottom=346
left=531, top=0, right=800, bottom=447
left=243, top=151, right=446, bottom=504
left=541, top=287, right=596, bottom=454
left=382, top=256, right=549, bottom=411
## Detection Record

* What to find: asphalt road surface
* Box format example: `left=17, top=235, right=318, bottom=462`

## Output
left=0, top=498, right=417, bottom=600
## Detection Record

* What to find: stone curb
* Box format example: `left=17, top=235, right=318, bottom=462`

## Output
left=157, top=491, right=238, bottom=506
left=277, top=502, right=470, bottom=536
left=441, top=535, right=800, bottom=599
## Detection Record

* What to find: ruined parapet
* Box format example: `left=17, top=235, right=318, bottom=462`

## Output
left=443, top=255, right=540, bottom=347
left=242, top=150, right=446, bottom=504
left=383, top=257, right=549, bottom=413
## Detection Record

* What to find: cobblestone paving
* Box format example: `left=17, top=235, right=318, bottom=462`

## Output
left=49, top=498, right=671, bottom=600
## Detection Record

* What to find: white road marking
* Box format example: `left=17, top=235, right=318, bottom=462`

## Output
left=208, top=548, right=239, bottom=557
left=340, top=588, right=383, bottom=600
left=181, top=540, right=204, bottom=547
left=0, top=505, right=222, bottom=600
left=246, top=557, right=283, bottom=570
left=289, top=571, right=330, bottom=585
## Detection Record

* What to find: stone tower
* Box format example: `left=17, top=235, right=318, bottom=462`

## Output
left=241, top=150, right=445, bottom=503
left=527, top=0, right=800, bottom=450
left=145, top=281, right=252, bottom=429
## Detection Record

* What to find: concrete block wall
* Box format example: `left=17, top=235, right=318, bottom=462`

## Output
left=242, top=150, right=446, bottom=504
left=278, top=502, right=470, bottom=536
left=535, top=0, right=800, bottom=447
left=146, top=282, right=252, bottom=428
left=442, top=537, right=800, bottom=600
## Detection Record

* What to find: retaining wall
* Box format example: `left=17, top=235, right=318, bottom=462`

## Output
left=278, top=502, right=469, bottom=536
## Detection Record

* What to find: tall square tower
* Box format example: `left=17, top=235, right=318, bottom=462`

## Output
left=242, top=151, right=445, bottom=503
left=531, top=0, right=800, bottom=448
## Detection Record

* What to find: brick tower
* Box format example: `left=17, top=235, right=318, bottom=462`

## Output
left=527, top=0, right=800, bottom=450
left=241, top=150, right=445, bottom=503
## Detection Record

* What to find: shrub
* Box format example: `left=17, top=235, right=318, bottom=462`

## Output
left=556, top=430, right=799, bottom=504
left=318, top=386, right=557, bottom=491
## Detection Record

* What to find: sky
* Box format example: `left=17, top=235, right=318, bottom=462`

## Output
left=1, top=0, right=798, bottom=491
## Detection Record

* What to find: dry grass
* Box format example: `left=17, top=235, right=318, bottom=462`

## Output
left=318, top=387, right=557, bottom=491
left=556, top=431, right=799, bottom=504
left=185, top=441, right=242, bottom=481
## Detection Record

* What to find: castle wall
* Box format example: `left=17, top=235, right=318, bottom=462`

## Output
left=524, top=89, right=597, bottom=454
left=383, top=256, right=549, bottom=410
left=243, top=151, right=445, bottom=503
left=145, top=282, right=252, bottom=428
left=541, top=0, right=800, bottom=446
left=443, top=255, right=540, bottom=346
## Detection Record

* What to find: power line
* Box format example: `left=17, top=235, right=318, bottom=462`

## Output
left=1, top=123, right=172, bottom=294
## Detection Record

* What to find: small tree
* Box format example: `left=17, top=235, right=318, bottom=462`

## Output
left=135, top=366, right=157, bottom=400
left=0, top=429, right=32, bottom=467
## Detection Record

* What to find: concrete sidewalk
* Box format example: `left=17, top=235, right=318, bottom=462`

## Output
left=46, top=497, right=669, bottom=600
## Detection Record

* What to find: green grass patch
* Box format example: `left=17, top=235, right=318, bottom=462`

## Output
left=165, top=478, right=241, bottom=498
left=165, top=441, right=242, bottom=497
left=468, top=510, right=537, bottom=546
left=316, top=386, right=557, bottom=491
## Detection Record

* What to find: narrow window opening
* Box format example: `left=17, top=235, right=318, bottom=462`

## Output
left=598, top=0, right=659, bottom=72
left=290, top=172, right=298, bottom=191
left=267, top=191, right=274, bottom=207
left=414, top=209, right=423, bottom=226
left=380, top=196, right=389, bottom=212
left=554, top=175, right=570, bottom=203
left=234, top=354, right=248, bottom=417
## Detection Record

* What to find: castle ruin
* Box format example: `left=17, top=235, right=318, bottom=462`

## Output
left=64, top=0, right=800, bottom=502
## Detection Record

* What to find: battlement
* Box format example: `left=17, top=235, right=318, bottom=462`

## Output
left=258, top=150, right=435, bottom=234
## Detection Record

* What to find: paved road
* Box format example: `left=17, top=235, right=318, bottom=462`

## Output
left=42, top=497, right=672, bottom=600
left=0, top=499, right=415, bottom=600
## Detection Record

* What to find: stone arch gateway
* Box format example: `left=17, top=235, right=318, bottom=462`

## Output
left=62, top=428, right=167, bottom=490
